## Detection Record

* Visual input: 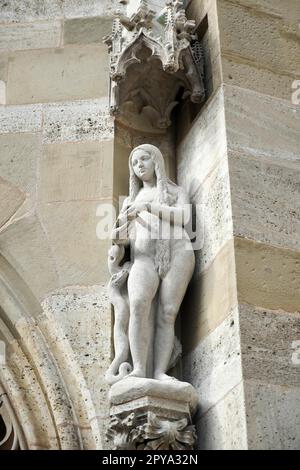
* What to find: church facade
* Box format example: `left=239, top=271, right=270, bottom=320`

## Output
left=0, top=0, right=299, bottom=450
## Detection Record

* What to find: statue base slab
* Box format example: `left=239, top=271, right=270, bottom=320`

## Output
left=107, top=377, right=198, bottom=450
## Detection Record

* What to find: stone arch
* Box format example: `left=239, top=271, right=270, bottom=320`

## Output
left=0, top=254, right=87, bottom=449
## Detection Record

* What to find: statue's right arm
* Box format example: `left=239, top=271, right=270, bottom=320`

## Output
left=111, top=197, right=131, bottom=245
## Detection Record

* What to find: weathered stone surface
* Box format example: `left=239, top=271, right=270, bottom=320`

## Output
left=0, top=0, right=62, bottom=22
left=197, top=158, right=233, bottom=272
left=37, top=200, right=111, bottom=286
left=0, top=104, right=42, bottom=133
left=244, top=380, right=300, bottom=450
left=218, top=0, right=300, bottom=76
left=42, top=285, right=112, bottom=448
left=15, top=316, right=82, bottom=449
left=0, top=80, right=5, bottom=104
left=183, top=308, right=242, bottom=415
left=229, top=150, right=300, bottom=250
left=181, top=239, right=237, bottom=352
left=42, top=99, right=113, bottom=144
left=222, top=55, right=299, bottom=101
left=110, top=377, right=198, bottom=413
left=0, top=177, right=25, bottom=229
left=0, top=52, right=8, bottom=81
left=177, top=89, right=226, bottom=187
left=37, top=312, right=104, bottom=450
left=42, top=285, right=110, bottom=371
left=39, top=140, right=113, bottom=203
left=0, top=52, right=7, bottom=104
left=240, top=304, right=300, bottom=387
left=7, top=45, right=109, bottom=104
left=62, top=0, right=118, bottom=19
left=64, top=16, right=112, bottom=44
left=1, top=340, right=60, bottom=449
left=225, top=85, right=300, bottom=162
left=0, top=21, right=62, bottom=51
left=113, top=138, right=130, bottom=201
left=0, top=133, right=40, bottom=196
left=235, top=237, right=300, bottom=314
left=222, top=0, right=300, bottom=20
left=197, top=382, right=247, bottom=450
left=0, top=214, right=59, bottom=301
left=0, top=0, right=122, bottom=22
left=177, top=88, right=232, bottom=272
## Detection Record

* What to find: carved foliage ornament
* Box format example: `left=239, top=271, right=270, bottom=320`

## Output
left=104, top=0, right=205, bottom=130
left=107, top=412, right=196, bottom=450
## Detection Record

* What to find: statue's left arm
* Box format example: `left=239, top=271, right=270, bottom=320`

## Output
left=126, top=188, right=191, bottom=227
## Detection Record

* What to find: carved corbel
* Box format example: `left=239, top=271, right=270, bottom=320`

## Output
left=104, top=0, right=206, bottom=132
left=107, top=411, right=197, bottom=450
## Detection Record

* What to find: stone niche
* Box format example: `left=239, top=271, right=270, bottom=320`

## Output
left=105, top=0, right=207, bottom=451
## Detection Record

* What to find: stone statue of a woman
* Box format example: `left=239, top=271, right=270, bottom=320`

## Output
left=107, top=144, right=195, bottom=383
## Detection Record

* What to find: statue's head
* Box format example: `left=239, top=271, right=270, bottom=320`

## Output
left=130, top=147, right=156, bottom=183
left=128, top=144, right=168, bottom=203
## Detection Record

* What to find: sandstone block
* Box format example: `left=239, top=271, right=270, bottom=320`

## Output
left=183, top=308, right=242, bottom=415
left=37, top=200, right=112, bottom=286
left=39, top=140, right=113, bottom=203
left=7, top=45, right=109, bottom=104
left=0, top=104, right=42, bottom=133
left=244, top=380, right=300, bottom=450
left=0, top=133, right=40, bottom=196
left=64, top=16, right=112, bottom=45
left=235, top=237, right=300, bottom=313
left=181, top=239, right=237, bottom=352
left=229, top=150, right=300, bottom=250
left=225, top=85, right=300, bottom=162
left=42, top=99, right=113, bottom=144
left=196, top=382, right=247, bottom=450
left=239, top=303, right=300, bottom=387
left=0, top=21, right=61, bottom=51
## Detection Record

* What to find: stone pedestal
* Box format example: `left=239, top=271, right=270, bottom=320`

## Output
left=107, top=377, right=198, bottom=450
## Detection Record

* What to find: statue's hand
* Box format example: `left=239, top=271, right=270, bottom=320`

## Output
left=125, top=202, right=150, bottom=220
left=117, top=212, right=129, bottom=226
left=111, top=221, right=130, bottom=243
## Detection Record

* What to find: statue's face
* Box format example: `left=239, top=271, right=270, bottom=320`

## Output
left=131, top=150, right=155, bottom=182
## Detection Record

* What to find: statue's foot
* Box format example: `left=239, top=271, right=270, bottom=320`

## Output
left=154, top=372, right=178, bottom=381
left=127, top=368, right=145, bottom=378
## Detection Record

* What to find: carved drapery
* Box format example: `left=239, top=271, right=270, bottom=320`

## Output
left=104, top=0, right=205, bottom=132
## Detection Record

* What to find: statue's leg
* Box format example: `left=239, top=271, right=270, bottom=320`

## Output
left=127, top=257, right=159, bottom=378
left=110, top=296, right=130, bottom=371
left=154, top=249, right=195, bottom=381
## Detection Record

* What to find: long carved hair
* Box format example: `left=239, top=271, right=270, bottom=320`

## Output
left=128, top=144, right=178, bottom=278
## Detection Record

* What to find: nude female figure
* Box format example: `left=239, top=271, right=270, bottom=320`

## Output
left=111, top=144, right=195, bottom=381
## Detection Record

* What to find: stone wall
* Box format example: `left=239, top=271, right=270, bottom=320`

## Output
left=220, top=0, right=300, bottom=449
left=0, top=0, right=299, bottom=450
left=181, top=0, right=300, bottom=449
left=0, top=0, right=119, bottom=449
left=177, top=12, right=246, bottom=446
